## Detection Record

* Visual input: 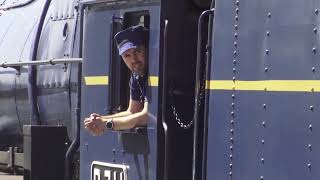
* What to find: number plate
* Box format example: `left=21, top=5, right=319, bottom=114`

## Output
left=91, top=161, right=129, bottom=180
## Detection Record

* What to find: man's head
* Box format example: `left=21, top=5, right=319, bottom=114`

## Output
left=114, top=25, right=149, bottom=75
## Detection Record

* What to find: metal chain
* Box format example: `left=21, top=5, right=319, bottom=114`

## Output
left=170, top=66, right=206, bottom=130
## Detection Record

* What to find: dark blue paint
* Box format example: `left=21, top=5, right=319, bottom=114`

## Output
left=207, top=0, right=320, bottom=180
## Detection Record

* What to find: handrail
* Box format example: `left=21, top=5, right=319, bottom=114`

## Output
left=161, top=19, right=169, bottom=180
left=0, top=58, right=82, bottom=68
left=202, top=6, right=215, bottom=180
left=192, top=8, right=215, bottom=180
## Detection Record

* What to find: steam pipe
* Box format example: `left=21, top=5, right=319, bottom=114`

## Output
left=28, top=0, right=52, bottom=125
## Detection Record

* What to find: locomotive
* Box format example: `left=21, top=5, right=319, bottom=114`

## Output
left=1, top=0, right=320, bottom=180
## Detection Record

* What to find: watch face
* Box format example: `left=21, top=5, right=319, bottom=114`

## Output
left=106, top=121, right=113, bottom=129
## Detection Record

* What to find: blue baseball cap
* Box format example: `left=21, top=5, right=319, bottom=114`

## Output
left=114, top=25, right=149, bottom=55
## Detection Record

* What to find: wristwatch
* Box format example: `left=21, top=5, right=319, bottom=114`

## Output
left=106, top=119, right=114, bottom=130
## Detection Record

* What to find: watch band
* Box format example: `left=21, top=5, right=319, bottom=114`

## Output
left=106, top=119, right=114, bottom=130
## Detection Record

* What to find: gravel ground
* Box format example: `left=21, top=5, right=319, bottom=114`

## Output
left=0, top=174, right=23, bottom=180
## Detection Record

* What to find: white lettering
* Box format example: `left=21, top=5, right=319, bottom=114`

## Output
left=93, top=168, right=101, bottom=180
left=104, top=170, right=111, bottom=180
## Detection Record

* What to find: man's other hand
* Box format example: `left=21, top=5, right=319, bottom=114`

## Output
left=84, top=115, right=106, bottom=136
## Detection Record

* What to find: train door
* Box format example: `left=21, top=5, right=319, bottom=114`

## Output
left=159, top=0, right=212, bottom=180
left=80, top=1, right=160, bottom=180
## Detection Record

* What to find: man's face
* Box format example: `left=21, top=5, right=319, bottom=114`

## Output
left=121, top=45, right=147, bottom=75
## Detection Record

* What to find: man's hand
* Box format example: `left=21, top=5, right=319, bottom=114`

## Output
left=84, top=114, right=106, bottom=136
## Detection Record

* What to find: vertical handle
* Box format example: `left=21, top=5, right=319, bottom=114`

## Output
left=161, top=19, right=169, bottom=180
left=192, top=9, right=215, bottom=180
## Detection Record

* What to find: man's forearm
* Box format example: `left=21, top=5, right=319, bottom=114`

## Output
left=112, top=101, right=148, bottom=130
left=112, top=110, right=148, bottom=130
left=100, top=110, right=132, bottom=120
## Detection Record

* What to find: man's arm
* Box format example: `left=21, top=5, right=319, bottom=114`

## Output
left=102, top=99, right=147, bottom=130
left=99, top=99, right=144, bottom=119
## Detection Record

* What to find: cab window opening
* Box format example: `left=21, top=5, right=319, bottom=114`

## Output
left=109, top=11, right=150, bottom=114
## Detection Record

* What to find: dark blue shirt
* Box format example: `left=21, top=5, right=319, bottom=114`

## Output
left=129, top=73, right=147, bottom=102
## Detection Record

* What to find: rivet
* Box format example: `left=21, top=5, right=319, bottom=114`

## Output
left=312, top=67, right=316, bottom=72
left=230, top=120, right=235, bottom=125
left=266, top=31, right=270, bottom=36
left=267, top=12, right=271, bottom=18
left=231, top=103, right=235, bottom=108
left=315, top=9, right=319, bottom=15
left=230, top=145, right=233, bottom=151
left=308, top=144, right=312, bottom=150
left=308, top=163, right=312, bottom=169
left=265, top=49, right=269, bottom=55
left=235, top=8, right=239, bottom=13
left=231, top=111, right=235, bottom=116
left=264, top=88, right=267, bottom=91
left=262, top=121, right=266, bottom=127
left=313, top=47, right=317, bottom=54
left=229, top=171, right=233, bottom=176
left=261, top=158, right=265, bottom=164
left=234, top=33, right=238, bottom=38
left=234, top=41, right=237, bottom=47
left=230, top=129, right=234, bottom=134
left=314, top=28, right=318, bottom=34
left=235, top=25, right=238, bottom=30
left=235, top=0, right=239, bottom=6
left=309, top=124, right=313, bottom=131
left=309, top=105, right=314, bottom=111
left=264, top=67, right=268, bottom=72
left=229, top=163, right=233, bottom=168
left=311, top=88, right=314, bottom=92
left=233, top=77, right=236, bottom=81
left=233, top=59, right=237, bottom=64
left=261, top=139, right=265, bottom=144
left=263, top=104, right=267, bottom=108
left=233, top=68, right=236, bottom=73
left=232, top=94, right=235, bottom=99
left=229, top=154, right=233, bottom=159
left=230, top=137, right=234, bottom=143
left=234, top=50, right=237, bottom=56
left=235, top=16, right=239, bottom=21
left=260, top=176, right=264, bottom=180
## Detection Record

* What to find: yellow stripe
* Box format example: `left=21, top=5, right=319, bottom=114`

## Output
left=84, top=76, right=109, bottom=85
left=84, top=75, right=159, bottom=87
left=206, top=80, right=320, bottom=92
left=149, top=76, right=159, bottom=87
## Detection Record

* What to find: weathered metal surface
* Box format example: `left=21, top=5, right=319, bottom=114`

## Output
left=206, top=0, right=320, bottom=180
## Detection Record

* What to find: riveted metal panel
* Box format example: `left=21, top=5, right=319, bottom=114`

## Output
left=80, top=6, right=120, bottom=180
left=207, top=0, right=320, bottom=180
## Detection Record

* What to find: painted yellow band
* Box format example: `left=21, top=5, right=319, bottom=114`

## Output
left=206, top=80, right=320, bottom=92
left=149, top=76, right=159, bottom=87
left=84, top=75, right=159, bottom=87
left=84, top=76, right=109, bottom=85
